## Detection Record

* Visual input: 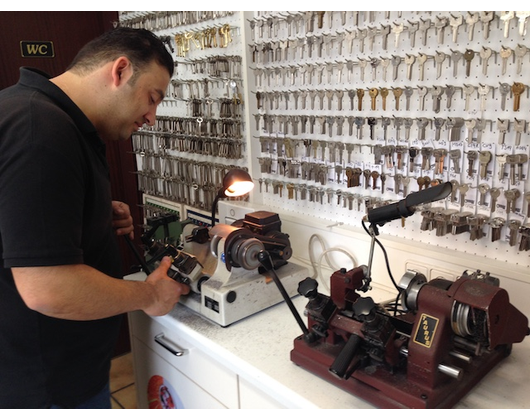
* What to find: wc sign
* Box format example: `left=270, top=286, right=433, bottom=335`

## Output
left=20, top=41, right=55, bottom=58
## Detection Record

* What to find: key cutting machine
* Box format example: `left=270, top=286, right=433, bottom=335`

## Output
left=134, top=210, right=308, bottom=327
left=287, top=182, right=529, bottom=409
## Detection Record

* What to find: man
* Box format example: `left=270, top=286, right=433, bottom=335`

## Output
left=0, top=27, right=190, bottom=408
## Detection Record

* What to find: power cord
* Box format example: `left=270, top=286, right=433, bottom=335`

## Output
left=308, top=233, right=358, bottom=294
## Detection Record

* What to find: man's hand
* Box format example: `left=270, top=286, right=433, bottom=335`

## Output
left=112, top=200, right=134, bottom=239
left=144, top=257, right=191, bottom=316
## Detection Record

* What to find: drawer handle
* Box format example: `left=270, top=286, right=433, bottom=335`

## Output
left=154, top=333, right=186, bottom=356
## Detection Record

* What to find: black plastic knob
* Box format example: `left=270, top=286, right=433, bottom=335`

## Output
left=298, top=277, right=319, bottom=298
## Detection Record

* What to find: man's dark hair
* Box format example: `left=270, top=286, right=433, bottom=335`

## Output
left=67, top=27, right=174, bottom=80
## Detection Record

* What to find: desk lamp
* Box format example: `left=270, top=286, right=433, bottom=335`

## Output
left=211, top=168, right=254, bottom=227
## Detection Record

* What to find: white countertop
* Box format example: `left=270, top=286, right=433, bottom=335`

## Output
left=127, top=272, right=530, bottom=409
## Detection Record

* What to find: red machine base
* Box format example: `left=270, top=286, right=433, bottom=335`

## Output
left=291, top=335, right=511, bottom=409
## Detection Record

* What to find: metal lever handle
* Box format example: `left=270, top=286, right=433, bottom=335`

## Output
left=154, top=333, right=186, bottom=356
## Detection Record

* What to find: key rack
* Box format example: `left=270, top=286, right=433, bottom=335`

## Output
left=119, top=11, right=530, bottom=269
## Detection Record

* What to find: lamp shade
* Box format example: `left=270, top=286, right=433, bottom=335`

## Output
left=211, top=169, right=254, bottom=227
left=220, top=168, right=254, bottom=198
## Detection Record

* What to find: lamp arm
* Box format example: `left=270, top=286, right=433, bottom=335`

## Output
left=211, top=194, right=221, bottom=227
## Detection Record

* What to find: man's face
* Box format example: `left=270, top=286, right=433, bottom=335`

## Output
left=106, top=60, right=170, bottom=142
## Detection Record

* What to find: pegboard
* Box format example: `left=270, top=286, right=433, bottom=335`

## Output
left=119, top=11, right=251, bottom=214
left=246, top=11, right=530, bottom=269
left=118, top=11, right=530, bottom=272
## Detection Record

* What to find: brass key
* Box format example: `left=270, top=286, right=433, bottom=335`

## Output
left=391, top=87, right=402, bottom=111
left=369, top=88, right=379, bottom=110
left=463, top=49, right=475, bottom=76
left=316, top=11, right=325, bottom=29
left=511, top=82, right=525, bottom=111
left=380, top=87, right=389, bottom=110
left=416, top=175, right=425, bottom=191
left=356, top=88, right=365, bottom=111
left=371, top=171, right=380, bottom=190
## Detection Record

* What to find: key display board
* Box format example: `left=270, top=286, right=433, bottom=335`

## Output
left=120, top=11, right=530, bottom=270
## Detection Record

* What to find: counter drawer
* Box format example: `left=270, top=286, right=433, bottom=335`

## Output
left=129, top=310, right=238, bottom=408
left=132, top=337, right=227, bottom=408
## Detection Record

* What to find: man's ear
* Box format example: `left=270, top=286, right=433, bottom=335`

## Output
left=111, top=56, right=133, bottom=87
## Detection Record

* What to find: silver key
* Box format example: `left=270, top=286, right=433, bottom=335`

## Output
left=445, top=85, right=455, bottom=108
left=416, top=118, right=429, bottom=140
left=418, top=18, right=432, bottom=46
left=434, top=51, right=446, bottom=79
left=434, top=117, right=445, bottom=140
left=466, top=12, right=479, bottom=41
left=435, top=16, right=448, bottom=44
left=449, top=149, right=462, bottom=173
left=392, top=22, right=404, bottom=48
left=514, top=118, right=527, bottom=146
left=505, top=188, right=521, bottom=214
left=408, top=19, right=419, bottom=47
left=500, top=11, right=515, bottom=37
left=380, top=57, right=390, bottom=81
left=430, top=86, right=443, bottom=113
left=417, top=86, right=428, bottom=111
left=524, top=191, right=530, bottom=215
left=449, top=13, right=463, bottom=42
left=516, top=11, right=530, bottom=36
left=467, top=151, right=477, bottom=177
left=459, top=183, right=470, bottom=205
left=380, top=24, right=391, bottom=50
left=465, top=118, right=476, bottom=143
left=496, top=154, right=507, bottom=181
left=405, top=54, right=415, bottom=80
left=506, top=154, right=519, bottom=184
left=391, top=55, right=402, bottom=81
left=480, top=47, right=492, bottom=75
left=404, top=86, right=413, bottom=111
left=417, top=53, right=427, bottom=81
left=475, top=118, right=486, bottom=143
left=490, top=187, right=501, bottom=212
left=516, top=153, right=528, bottom=181
left=508, top=220, right=521, bottom=246
left=477, top=84, right=490, bottom=111
left=478, top=183, right=490, bottom=205
left=497, top=119, right=509, bottom=144
left=515, top=44, right=528, bottom=74
left=463, top=84, right=475, bottom=111
left=500, top=46, right=512, bottom=75
left=479, top=151, right=492, bottom=179
left=451, top=50, right=462, bottom=77
left=499, top=82, right=511, bottom=110
left=480, top=12, right=494, bottom=39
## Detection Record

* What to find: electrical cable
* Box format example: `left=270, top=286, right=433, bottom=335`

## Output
left=125, top=235, right=152, bottom=275
left=308, top=233, right=358, bottom=294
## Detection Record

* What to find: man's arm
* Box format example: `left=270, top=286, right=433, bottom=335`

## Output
left=12, top=257, right=190, bottom=320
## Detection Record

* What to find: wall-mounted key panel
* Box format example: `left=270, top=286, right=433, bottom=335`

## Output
left=246, top=11, right=530, bottom=268
left=119, top=11, right=530, bottom=274
left=120, top=11, right=250, bottom=214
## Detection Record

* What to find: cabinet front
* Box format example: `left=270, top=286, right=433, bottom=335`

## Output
left=129, top=311, right=239, bottom=408
left=132, top=337, right=228, bottom=409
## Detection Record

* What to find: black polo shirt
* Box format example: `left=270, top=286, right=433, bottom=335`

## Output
left=0, top=67, right=123, bottom=408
